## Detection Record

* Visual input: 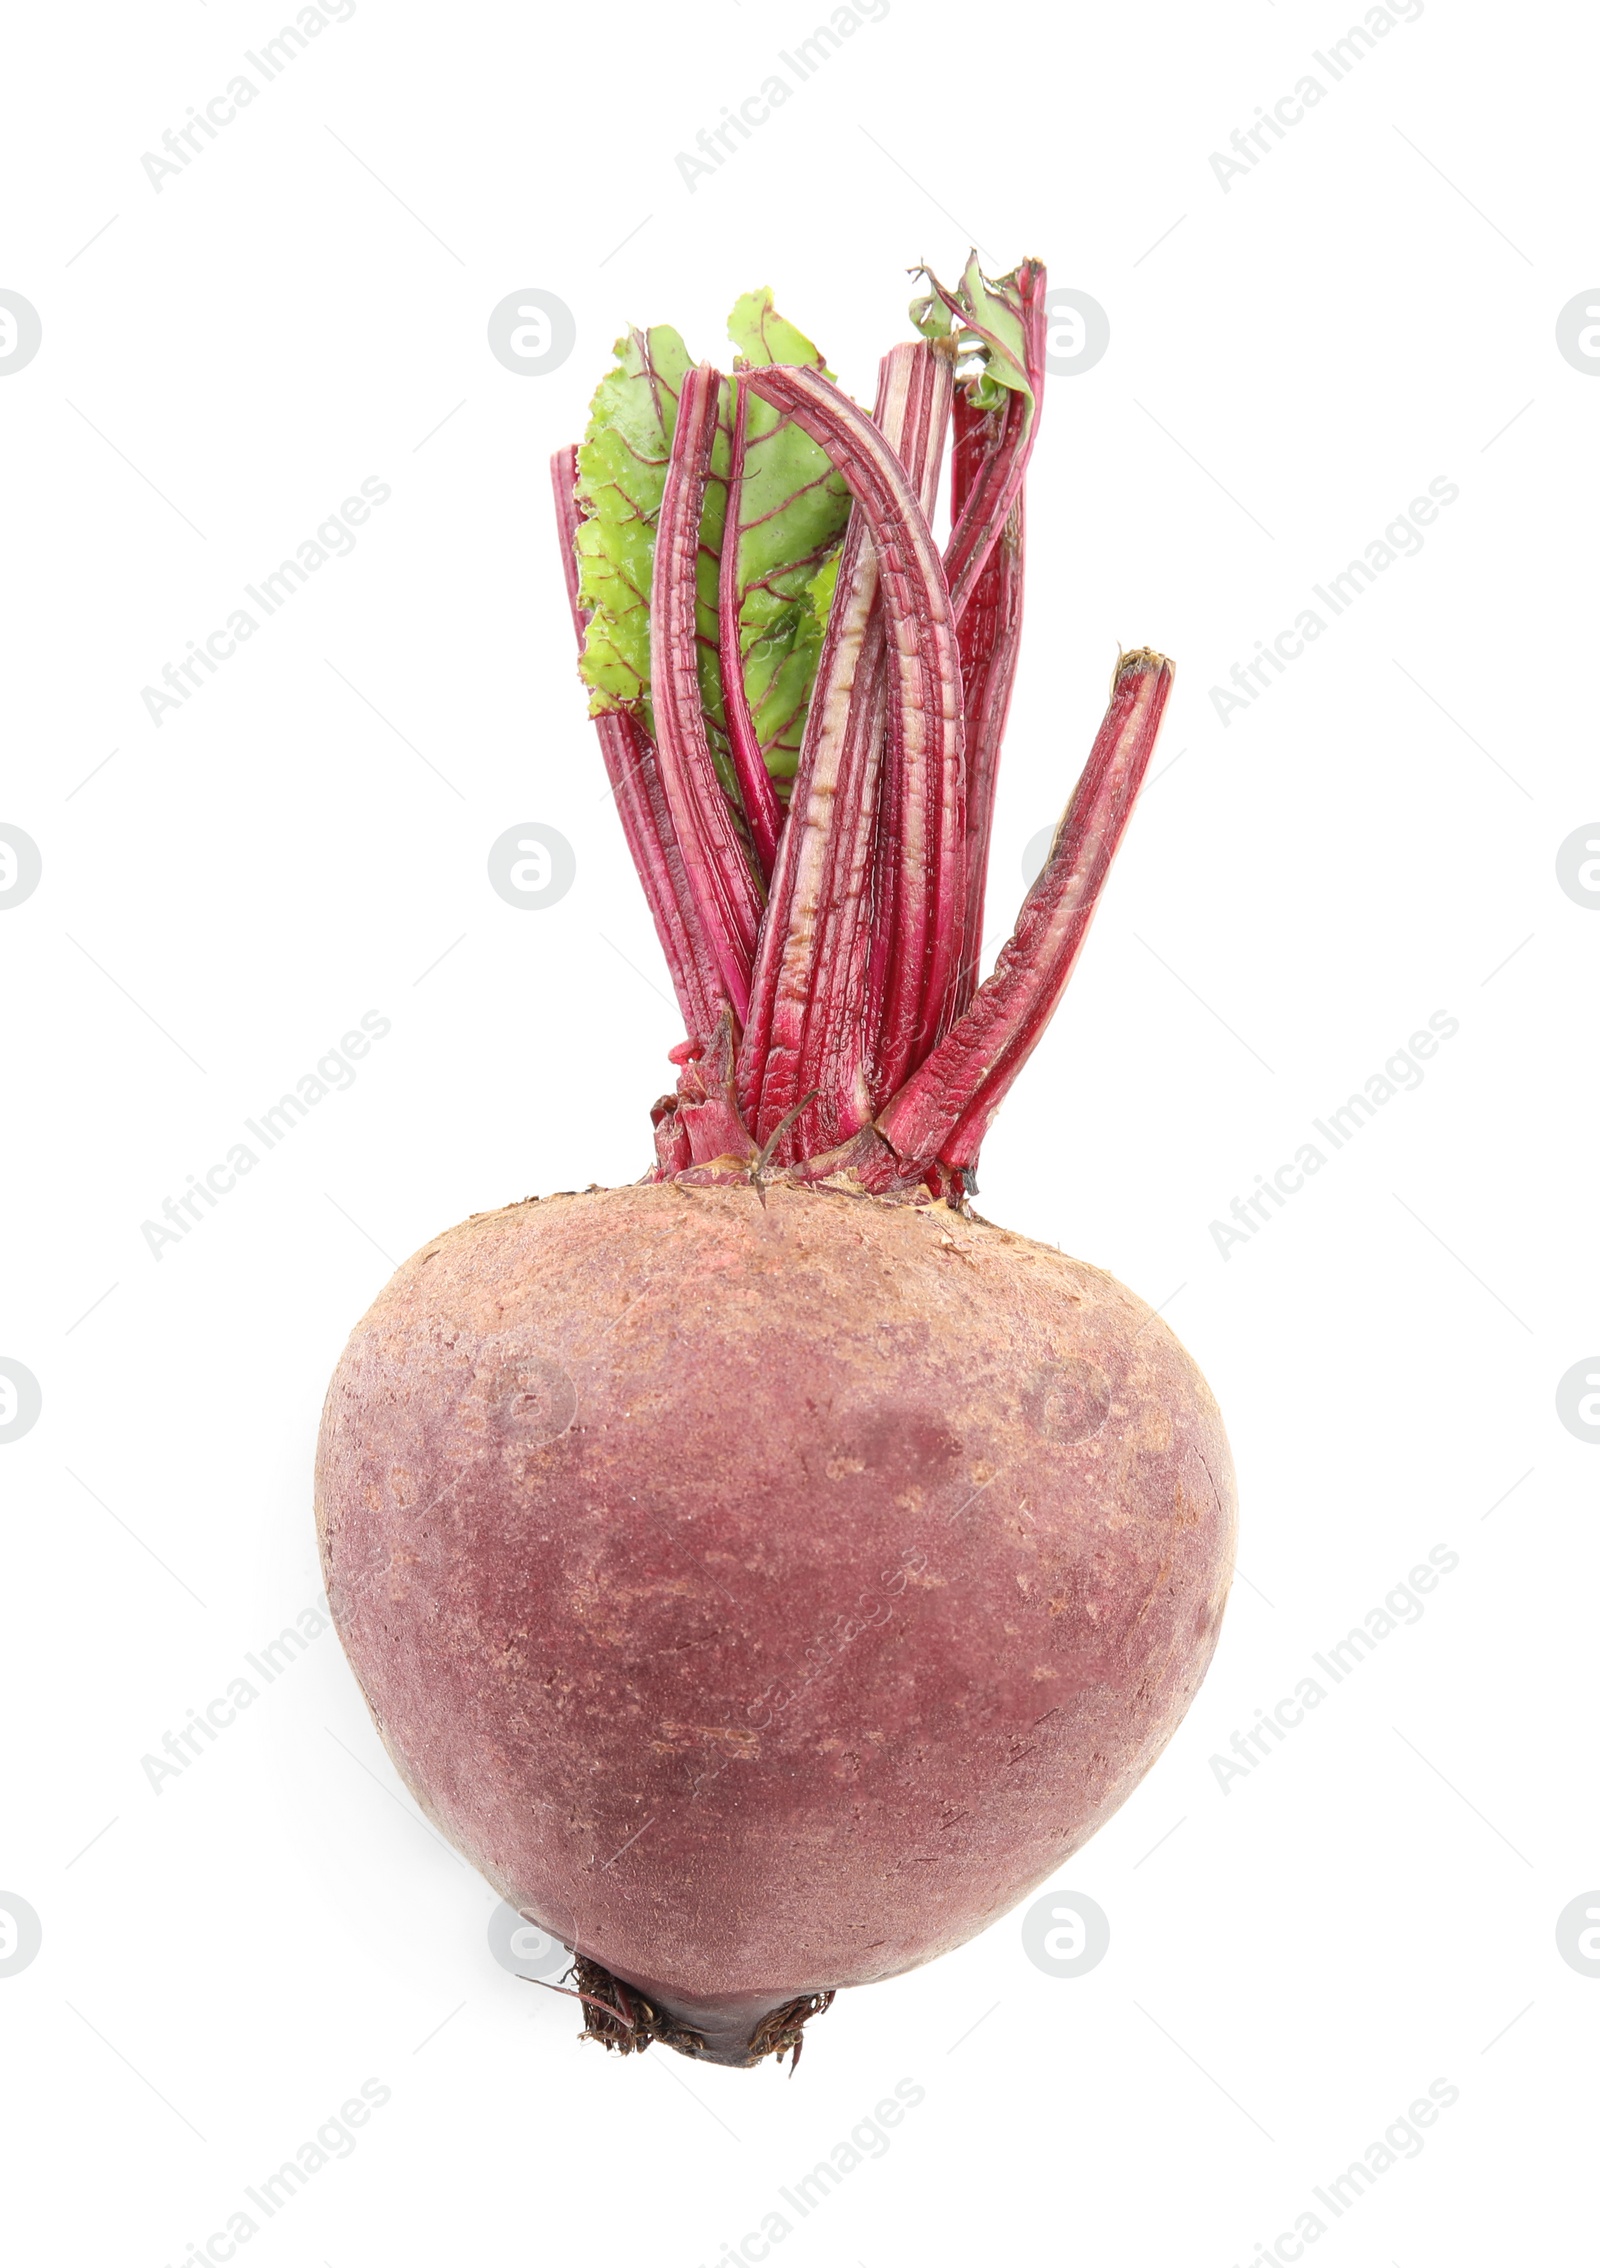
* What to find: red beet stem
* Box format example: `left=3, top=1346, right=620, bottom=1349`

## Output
left=948, top=487, right=1025, bottom=1028
left=794, top=618, right=887, bottom=1147
left=938, top=257, right=1048, bottom=626
left=716, top=379, right=783, bottom=883
left=857, top=346, right=958, bottom=1104
left=741, top=363, right=966, bottom=1117
left=668, top=1007, right=756, bottom=1170
left=931, top=262, right=1047, bottom=1027
left=874, top=648, right=1174, bottom=1178
left=651, top=363, right=765, bottom=1024
left=550, top=447, right=729, bottom=1043
left=809, top=342, right=951, bottom=1148
left=948, top=384, right=994, bottom=528
left=738, top=344, right=952, bottom=1158
left=735, top=385, right=885, bottom=1150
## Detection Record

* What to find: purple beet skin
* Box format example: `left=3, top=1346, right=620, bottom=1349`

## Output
left=316, top=1183, right=1234, bottom=2064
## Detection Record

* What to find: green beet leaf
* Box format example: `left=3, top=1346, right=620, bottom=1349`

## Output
left=724, top=289, right=851, bottom=792
left=570, top=293, right=852, bottom=812
left=911, top=253, right=1036, bottom=420
left=574, top=323, right=707, bottom=738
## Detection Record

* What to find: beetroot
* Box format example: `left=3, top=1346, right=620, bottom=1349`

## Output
left=315, top=256, right=1237, bottom=2067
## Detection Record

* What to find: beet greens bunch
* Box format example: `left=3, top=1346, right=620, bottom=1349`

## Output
left=551, top=256, right=1173, bottom=1202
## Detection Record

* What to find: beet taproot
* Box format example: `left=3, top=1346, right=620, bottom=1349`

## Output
left=316, top=1181, right=1234, bottom=2064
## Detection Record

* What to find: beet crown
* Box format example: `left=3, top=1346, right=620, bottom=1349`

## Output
left=553, top=256, right=1174, bottom=1201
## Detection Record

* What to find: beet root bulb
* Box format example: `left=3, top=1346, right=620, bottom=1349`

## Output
left=315, top=1182, right=1235, bottom=2065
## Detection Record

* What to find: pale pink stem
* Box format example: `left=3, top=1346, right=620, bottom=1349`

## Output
left=717, top=379, right=782, bottom=881
left=858, top=347, right=962, bottom=1098
left=740, top=362, right=966, bottom=1120
left=735, top=471, right=880, bottom=1143
left=549, top=447, right=727, bottom=1042
left=650, top=364, right=765, bottom=1024
left=736, top=346, right=952, bottom=1157
left=798, top=616, right=888, bottom=1146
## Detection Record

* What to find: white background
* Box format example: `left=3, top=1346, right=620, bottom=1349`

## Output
left=2, top=1, right=1595, bottom=2261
